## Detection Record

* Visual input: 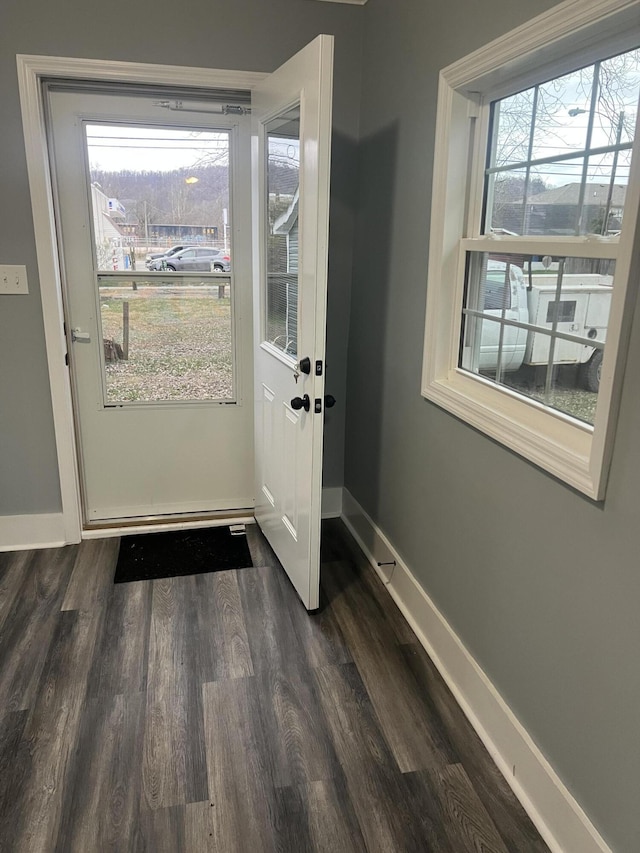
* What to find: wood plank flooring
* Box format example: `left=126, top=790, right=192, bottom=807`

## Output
left=0, top=519, right=550, bottom=852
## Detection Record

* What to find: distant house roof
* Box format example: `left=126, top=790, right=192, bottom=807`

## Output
left=101, top=210, right=125, bottom=237
left=273, top=188, right=299, bottom=235
left=526, top=182, right=627, bottom=206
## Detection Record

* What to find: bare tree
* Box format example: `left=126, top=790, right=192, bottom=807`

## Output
left=488, top=47, right=639, bottom=234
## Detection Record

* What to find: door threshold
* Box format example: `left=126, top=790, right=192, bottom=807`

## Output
left=82, top=508, right=255, bottom=539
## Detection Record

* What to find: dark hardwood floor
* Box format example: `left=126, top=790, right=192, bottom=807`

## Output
left=0, top=519, right=549, bottom=852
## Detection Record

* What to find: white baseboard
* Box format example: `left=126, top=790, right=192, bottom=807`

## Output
left=341, top=488, right=612, bottom=853
left=0, top=513, right=67, bottom=552
left=0, top=487, right=339, bottom=549
left=321, top=486, right=343, bottom=518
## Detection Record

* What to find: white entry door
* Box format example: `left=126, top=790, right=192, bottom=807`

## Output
left=48, top=90, right=254, bottom=522
left=252, top=35, right=334, bottom=610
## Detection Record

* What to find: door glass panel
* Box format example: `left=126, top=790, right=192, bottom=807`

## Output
left=85, top=123, right=235, bottom=405
left=97, top=274, right=233, bottom=403
left=264, top=106, right=300, bottom=357
left=85, top=123, right=231, bottom=272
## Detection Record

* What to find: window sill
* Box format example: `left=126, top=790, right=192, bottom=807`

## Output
left=421, top=369, right=602, bottom=498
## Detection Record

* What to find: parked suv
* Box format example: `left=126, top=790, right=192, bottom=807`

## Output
left=145, top=245, right=189, bottom=268
left=148, top=247, right=231, bottom=272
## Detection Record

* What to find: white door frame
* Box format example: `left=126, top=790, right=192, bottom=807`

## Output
left=17, top=54, right=267, bottom=544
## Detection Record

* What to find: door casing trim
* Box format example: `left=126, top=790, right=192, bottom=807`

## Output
left=16, top=54, right=267, bottom=543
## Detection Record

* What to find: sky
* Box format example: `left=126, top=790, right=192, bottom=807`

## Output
left=494, top=48, right=640, bottom=188
left=85, top=50, right=638, bottom=195
left=86, top=124, right=230, bottom=173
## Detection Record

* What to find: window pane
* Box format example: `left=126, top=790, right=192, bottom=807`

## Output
left=491, top=90, right=535, bottom=169
left=484, top=46, right=640, bottom=238
left=532, top=67, right=594, bottom=159
left=486, top=158, right=589, bottom=236
left=580, top=151, right=632, bottom=235
left=593, top=49, right=640, bottom=148
left=460, top=252, right=615, bottom=424
left=485, top=167, right=529, bottom=234
left=265, top=106, right=300, bottom=357
left=98, top=275, right=233, bottom=403
left=522, top=158, right=585, bottom=235
left=85, top=124, right=231, bottom=273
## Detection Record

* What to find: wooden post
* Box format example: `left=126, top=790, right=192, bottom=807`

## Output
left=123, top=300, right=129, bottom=360
left=218, top=283, right=225, bottom=299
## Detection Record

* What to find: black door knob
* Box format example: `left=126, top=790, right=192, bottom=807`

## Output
left=324, top=394, right=336, bottom=408
left=291, top=394, right=310, bottom=412
left=298, top=357, right=311, bottom=374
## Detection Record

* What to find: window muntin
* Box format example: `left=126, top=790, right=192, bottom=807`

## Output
left=484, top=47, right=639, bottom=238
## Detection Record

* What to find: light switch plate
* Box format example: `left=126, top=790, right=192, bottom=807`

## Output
left=0, top=265, right=28, bottom=294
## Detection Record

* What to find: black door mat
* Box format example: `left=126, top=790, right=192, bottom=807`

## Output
left=114, top=526, right=253, bottom=584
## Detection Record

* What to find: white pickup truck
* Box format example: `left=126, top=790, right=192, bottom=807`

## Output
left=469, top=261, right=611, bottom=392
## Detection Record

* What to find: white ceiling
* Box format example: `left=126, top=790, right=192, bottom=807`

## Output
left=313, top=0, right=368, bottom=5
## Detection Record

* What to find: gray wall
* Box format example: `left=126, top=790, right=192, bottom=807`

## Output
left=0, top=0, right=363, bottom=514
left=4, top=0, right=638, bottom=847
left=346, top=1, right=639, bottom=852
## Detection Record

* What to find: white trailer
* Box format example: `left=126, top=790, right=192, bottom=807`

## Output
left=472, top=263, right=612, bottom=392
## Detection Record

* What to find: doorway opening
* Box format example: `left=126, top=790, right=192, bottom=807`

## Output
left=19, top=38, right=334, bottom=610
left=47, top=85, right=255, bottom=524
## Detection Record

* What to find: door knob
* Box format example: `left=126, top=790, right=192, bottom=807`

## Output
left=291, top=394, right=310, bottom=412
left=297, top=357, right=311, bottom=374
left=324, top=394, right=336, bottom=409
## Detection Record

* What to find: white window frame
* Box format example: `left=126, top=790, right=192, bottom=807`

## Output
left=422, top=0, right=640, bottom=499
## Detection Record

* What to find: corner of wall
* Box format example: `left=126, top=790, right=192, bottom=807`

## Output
left=340, top=487, right=614, bottom=853
left=0, top=513, right=67, bottom=552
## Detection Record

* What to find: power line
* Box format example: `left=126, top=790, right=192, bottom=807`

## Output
left=87, top=145, right=228, bottom=153
left=87, top=136, right=228, bottom=143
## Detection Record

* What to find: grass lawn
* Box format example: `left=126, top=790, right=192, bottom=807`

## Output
left=501, top=366, right=598, bottom=424
left=99, top=285, right=233, bottom=402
